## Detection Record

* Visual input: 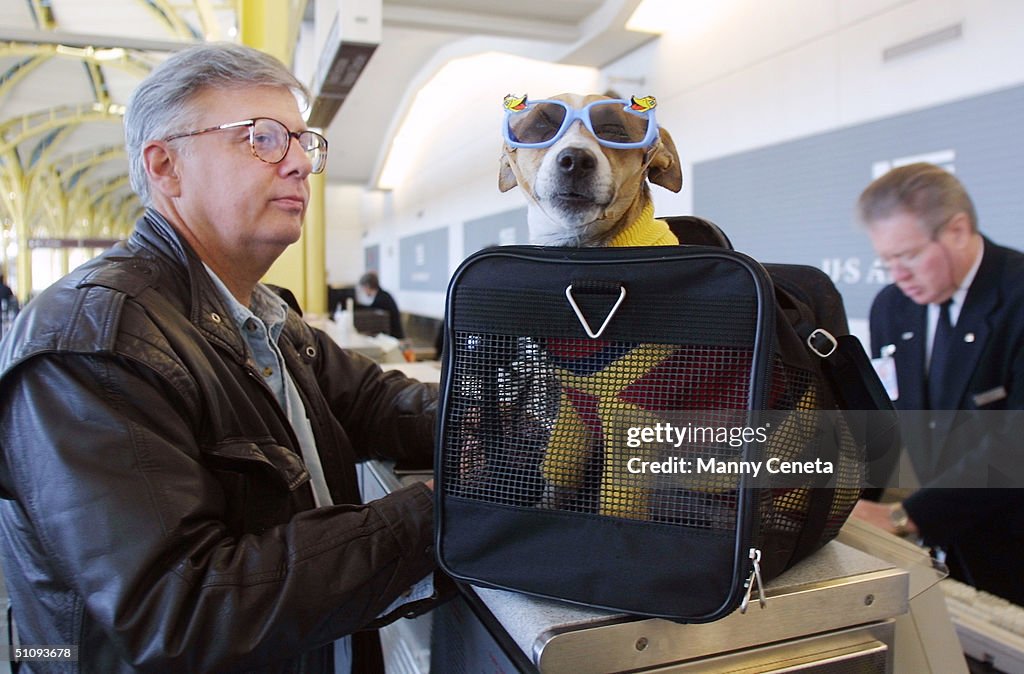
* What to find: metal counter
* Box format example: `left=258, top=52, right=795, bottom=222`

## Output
left=467, top=541, right=906, bottom=672
left=361, top=459, right=921, bottom=673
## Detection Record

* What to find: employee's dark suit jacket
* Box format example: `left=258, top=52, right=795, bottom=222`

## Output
left=370, top=289, right=404, bottom=339
left=870, top=237, right=1024, bottom=604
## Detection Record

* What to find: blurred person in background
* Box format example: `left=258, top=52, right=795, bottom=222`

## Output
left=356, top=271, right=404, bottom=339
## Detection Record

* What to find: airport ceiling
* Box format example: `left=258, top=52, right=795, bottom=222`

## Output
left=0, top=0, right=648, bottom=242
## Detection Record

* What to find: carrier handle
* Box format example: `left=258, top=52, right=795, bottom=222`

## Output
left=564, top=284, right=626, bottom=339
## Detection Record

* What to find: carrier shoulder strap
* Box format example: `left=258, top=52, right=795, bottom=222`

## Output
left=664, top=214, right=898, bottom=478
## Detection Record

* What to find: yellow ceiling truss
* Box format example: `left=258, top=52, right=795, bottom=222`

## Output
left=0, top=108, right=128, bottom=237
left=1, top=51, right=142, bottom=292
left=186, top=0, right=229, bottom=41
left=0, top=44, right=151, bottom=244
left=0, top=1, right=313, bottom=301
left=138, top=0, right=202, bottom=39
left=26, top=146, right=126, bottom=237
left=28, top=0, right=57, bottom=31
left=0, top=43, right=156, bottom=78
left=0, top=52, right=48, bottom=100
left=0, top=104, right=122, bottom=155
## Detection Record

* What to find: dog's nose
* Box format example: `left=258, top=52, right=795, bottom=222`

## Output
left=556, top=148, right=596, bottom=176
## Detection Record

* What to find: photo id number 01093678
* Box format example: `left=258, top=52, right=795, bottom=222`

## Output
left=1, top=645, right=78, bottom=661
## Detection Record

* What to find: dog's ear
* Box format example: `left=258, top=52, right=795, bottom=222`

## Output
left=498, top=148, right=518, bottom=192
left=647, top=128, right=683, bottom=193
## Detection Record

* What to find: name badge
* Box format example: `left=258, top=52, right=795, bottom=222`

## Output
left=871, top=351, right=899, bottom=401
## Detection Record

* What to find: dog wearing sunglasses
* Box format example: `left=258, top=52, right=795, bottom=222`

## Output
left=493, top=93, right=691, bottom=520
left=499, top=93, right=682, bottom=246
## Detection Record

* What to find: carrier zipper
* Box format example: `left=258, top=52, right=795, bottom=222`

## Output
left=739, top=547, right=767, bottom=613
left=744, top=263, right=774, bottom=600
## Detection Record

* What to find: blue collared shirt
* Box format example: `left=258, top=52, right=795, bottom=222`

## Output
left=204, top=268, right=334, bottom=508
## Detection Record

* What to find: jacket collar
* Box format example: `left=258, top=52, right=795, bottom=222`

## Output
left=937, top=237, right=1001, bottom=406
left=131, top=208, right=249, bottom=363
left=133, top=207, right=190, bottom=266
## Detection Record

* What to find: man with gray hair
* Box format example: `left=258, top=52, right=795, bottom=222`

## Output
left=851, top=162, right=1024, bottom=605
left=0, top=43, right=438, bottom=672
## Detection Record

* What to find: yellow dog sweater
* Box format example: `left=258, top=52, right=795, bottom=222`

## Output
left=540, top=203, right=680, bottom=519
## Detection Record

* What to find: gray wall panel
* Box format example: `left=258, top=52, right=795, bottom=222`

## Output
left=693, top=84, right=1024, bottom=320
left=363, top=244, right=380, bottom=275
left=399, top=227, right=449, bottom=292
left=463, top=207, right=529, bottom=257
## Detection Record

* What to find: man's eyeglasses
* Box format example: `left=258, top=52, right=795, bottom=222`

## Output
left=502, top=95, right=660, bottom=150
left=164, top=117, right=328, bottom=174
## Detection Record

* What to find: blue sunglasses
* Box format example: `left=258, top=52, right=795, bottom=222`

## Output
left=502, top=96, right=660, bottom=150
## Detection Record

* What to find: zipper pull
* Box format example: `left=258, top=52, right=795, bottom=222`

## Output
left=739, top=547, right=767, bottom=613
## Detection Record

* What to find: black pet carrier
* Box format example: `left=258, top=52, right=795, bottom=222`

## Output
left=434, top=243, right=897, bottom=622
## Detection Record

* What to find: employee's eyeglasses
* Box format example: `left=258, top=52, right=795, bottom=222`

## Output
left=164, top=117, right=328, bottom=174
left=502, top=95, right=660, bottom=150
left=880, top=239, right=941, bottom=271
left=879, top=217, right=954, bottom=271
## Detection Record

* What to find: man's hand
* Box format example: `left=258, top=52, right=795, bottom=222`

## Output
left=851, top=499, right=917, bottom=536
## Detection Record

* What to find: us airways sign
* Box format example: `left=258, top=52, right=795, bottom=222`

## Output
left=821, top=257, right=892, bottom=286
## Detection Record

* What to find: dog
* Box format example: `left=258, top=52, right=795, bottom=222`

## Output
left=496, top=93, right=691, bottom=519
left=487, top=94, right=806, bottom=527
left=499, top=93, right=682, bottom=247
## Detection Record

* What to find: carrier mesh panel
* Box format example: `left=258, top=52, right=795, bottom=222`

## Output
left=758, top=360, right=864, bottom=545
left=441, top=330, right=863, bottom=537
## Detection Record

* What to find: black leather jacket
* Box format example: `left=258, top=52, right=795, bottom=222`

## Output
left=0, top=210, right=438, bottom=673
